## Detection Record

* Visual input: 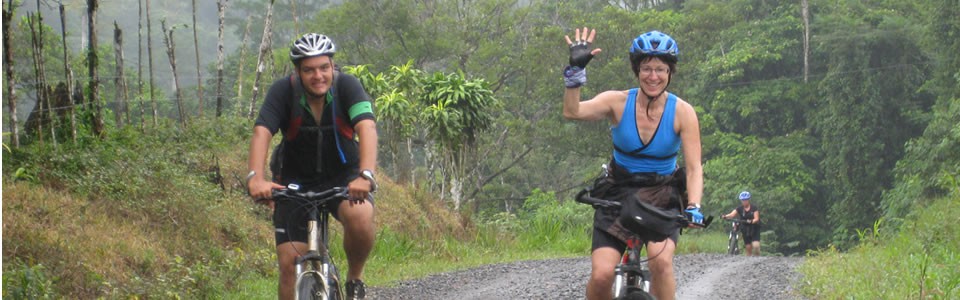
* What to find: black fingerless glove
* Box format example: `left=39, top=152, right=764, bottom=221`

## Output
left=569, top=41, right=595, bottom=69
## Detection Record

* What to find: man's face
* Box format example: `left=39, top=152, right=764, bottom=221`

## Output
left=296, top=55, right=335, bottom=97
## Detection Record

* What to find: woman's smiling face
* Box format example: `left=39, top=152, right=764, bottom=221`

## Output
left=636, top=57, right=671, bottom=97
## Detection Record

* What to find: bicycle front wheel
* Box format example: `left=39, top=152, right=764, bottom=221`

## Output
left=625, top=289, right=656, bottom=300
left=297, top=272, right=327, bottom=300
left=728, top=232, right=739, bottom=255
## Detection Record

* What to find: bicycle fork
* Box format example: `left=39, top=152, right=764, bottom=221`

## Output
left=294, top=217, right=339, bottom=300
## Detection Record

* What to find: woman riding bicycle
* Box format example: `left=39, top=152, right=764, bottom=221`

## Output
left=561, top=28, right=704, bottom=300
left=722, top=191, right=761, bottom=256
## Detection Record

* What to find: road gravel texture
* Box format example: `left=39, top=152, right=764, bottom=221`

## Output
left=368, top=253, right=804, bottom=300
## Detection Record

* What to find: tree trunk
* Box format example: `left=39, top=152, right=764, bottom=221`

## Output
left=36, top=1, right=57, bottom=146
left=146, top=0, right=158, bottom=126
left=3, top=0, right=19, bottom=148
left=249, top=0, right=276, bottom=119
left=801, top=0, right=810, bottom=83
left=29, top=11, right=55, bottom=145
left=162, top=19, right=187, bottom=126
left=88, top=0, right=104, bottom=137
left=191, top=0, right=204, bottom=117
left=235, top=15, right=252, bottom=117
left=289, top=0, right=299, bottom=34
left=60, top=3, right=77, bottom=142
left=215, top=0, right=227, bottom=117
left=136, top=0, right=145, bottom=130
left=114, top=22, right=130, bottom=127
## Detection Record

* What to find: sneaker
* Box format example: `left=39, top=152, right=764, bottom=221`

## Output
left=345, top=279, right=366, bottom=300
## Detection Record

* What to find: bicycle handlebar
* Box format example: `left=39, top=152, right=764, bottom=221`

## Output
left=721, top=218, right=754, bottom=224
left=575, top=188, right=622, bottom=208
left=269, top=185, right=350, bottom=203
left=576, top=187, right=714, bottom=228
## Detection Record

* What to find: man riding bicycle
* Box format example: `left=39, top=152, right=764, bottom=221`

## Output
left=722, top=191, right=761, bottom=256
left=247, top=33, right=378, bottom=300
left=561, top=28, right=705, bottom=300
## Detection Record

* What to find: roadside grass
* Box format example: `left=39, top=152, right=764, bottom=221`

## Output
left=3, top=119, right=276, bottom=299
left=797, top=194, right=960, bottom=299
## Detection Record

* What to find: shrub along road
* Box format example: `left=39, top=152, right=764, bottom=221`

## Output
left=369, top=253, right=804, bottom=299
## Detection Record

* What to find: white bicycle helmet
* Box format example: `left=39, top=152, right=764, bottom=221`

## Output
left=290, top=33, right=336, bottom=62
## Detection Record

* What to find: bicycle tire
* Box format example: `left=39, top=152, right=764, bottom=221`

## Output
left=728, top=232, right=739, bottom=255
left=327, top=263, right=341, bottom=300
left=297, top=272, right=326, bottom=300
left=620, top=289, right=656, bottom=300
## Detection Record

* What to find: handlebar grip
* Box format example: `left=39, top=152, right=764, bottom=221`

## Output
left=575, top=188, right=621, bottom=208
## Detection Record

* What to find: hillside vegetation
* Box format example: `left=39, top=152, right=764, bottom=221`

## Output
left=798, top=194, right=960, bottom=299
left=1, top=118, right=465, bottom=298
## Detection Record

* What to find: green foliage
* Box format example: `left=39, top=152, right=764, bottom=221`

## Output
left=511, top=189, right=593, bottom=252
left=812, top=0, right=934, bottom=242
left=2, top=262, right=56, bottom=300
left=798, top=193, right=960, bottom=299
left=704, top=131, right=824, bottom=253
left=2, top=117, right=268, bottom=298
left=881, top=0, right=960, bottom=225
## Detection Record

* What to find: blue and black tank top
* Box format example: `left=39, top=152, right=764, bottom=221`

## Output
left=611, top=89, right=680, bottom=175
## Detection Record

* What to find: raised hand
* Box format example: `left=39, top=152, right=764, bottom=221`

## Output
left=564, top=27, right=603, bottom=68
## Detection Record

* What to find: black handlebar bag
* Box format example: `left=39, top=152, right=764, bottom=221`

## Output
left=617, top=192, right=684, bottom=242
left=601, top=162, right=687, bottom=243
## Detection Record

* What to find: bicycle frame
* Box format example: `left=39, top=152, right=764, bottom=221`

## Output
left=613, top=237, right=652, bottom=298
left=294, top=206, right=336, bottom=300
left=726, top=219, right=743, bottom=255
left=275, top=186, right=348, bottom=300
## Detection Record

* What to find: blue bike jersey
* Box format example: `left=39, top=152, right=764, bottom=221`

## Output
left=611, top=89, right=680, bottom=175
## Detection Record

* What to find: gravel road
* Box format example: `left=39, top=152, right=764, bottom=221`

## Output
left=368, top=253, right=804, bottom=299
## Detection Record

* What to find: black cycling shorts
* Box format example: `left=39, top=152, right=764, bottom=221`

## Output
left=591, top=226, right=679, bottom=254
left=741, top=225, right=760, bottom=243
left=273, top=194, right=374, bottom=245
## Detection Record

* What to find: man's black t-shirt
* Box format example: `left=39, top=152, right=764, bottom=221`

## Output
left=254, top=72, right=374, bottom=186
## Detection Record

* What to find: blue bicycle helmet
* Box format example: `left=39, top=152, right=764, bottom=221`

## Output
left=630, top=30, right=679, bottom=60
left=738, top=191, right=752, bottom=201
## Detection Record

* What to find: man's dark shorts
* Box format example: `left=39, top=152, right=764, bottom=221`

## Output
left=272, top=182, right=375, bottom=245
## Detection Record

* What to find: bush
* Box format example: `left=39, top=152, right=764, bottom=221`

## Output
left=798, top=194, right=960, bottom=299
left=2, top=262, right=56, bottom=300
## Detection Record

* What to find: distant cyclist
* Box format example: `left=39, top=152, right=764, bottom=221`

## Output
left=562, top=28, right=704, bottom=300
left=246, top=33, right=378, bottom=300
left=722, top=191, right=760, bottom=256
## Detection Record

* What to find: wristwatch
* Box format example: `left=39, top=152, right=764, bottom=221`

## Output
left=245, top=170, right=257, bottom=185
left=686, top=203, right=701, bottom=210
left=360, top=169, right=378, bottom=192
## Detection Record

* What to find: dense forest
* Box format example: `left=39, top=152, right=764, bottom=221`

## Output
left=3, top=0, right=958, bottom=288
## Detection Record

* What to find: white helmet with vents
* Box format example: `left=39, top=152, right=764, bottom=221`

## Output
left=290, top=33, right=336, bottom=62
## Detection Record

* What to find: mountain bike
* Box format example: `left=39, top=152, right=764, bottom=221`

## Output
left=272, top=184, right=350, bottom=300
left=576, top=185, right=711, bottom=299
left=724, top=218, right=744, bottom=255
